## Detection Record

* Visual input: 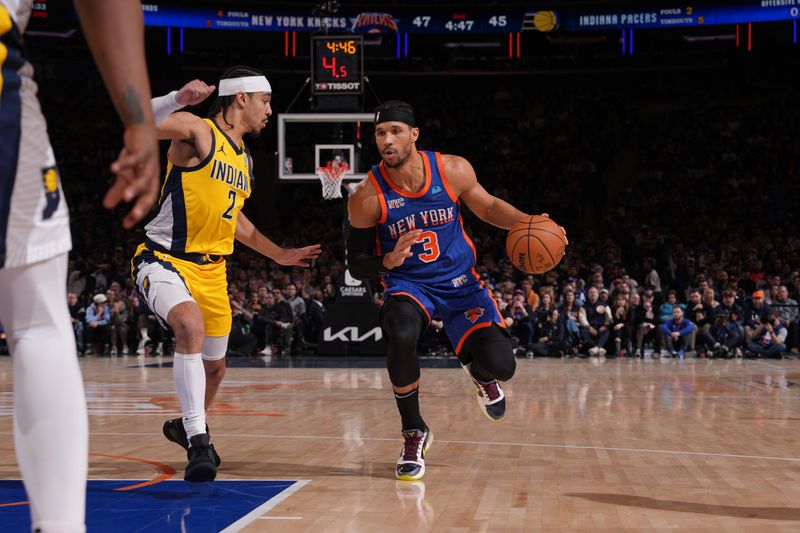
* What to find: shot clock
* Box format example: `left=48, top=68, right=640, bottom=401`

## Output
left=311, top=35, right=364, bottom=95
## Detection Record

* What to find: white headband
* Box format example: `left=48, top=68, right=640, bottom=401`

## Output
left=218, top=75, right=272, bottom=96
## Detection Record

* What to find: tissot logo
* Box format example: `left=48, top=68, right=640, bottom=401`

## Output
left=323, top=326, right=383, bottom=342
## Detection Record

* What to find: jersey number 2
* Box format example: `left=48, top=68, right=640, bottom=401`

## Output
left=222, top=190, right=236, bottom=220
left=417, top=231, right=440, bottom=263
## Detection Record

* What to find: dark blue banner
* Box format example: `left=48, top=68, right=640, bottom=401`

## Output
left=26, top=2, right=800, bottom=35
left=547, top=2, right=800, bottom=32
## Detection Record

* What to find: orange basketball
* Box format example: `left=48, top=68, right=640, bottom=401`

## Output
left=505, top=215, right=566, bottom=274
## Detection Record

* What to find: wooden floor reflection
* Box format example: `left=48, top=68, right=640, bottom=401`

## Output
left=3, top=355, right=800, bottom=531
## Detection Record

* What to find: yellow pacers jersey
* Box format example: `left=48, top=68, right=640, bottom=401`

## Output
left=144, top=118, right=252, bottom=255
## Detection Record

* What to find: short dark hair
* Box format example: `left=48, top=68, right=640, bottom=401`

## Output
left=208, top=66, right=265, bottom=127
left=374, top=99, right=415, bottom=116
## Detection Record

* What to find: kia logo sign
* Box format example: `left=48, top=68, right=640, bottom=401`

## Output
left=323, top=326, right=383, bottom=342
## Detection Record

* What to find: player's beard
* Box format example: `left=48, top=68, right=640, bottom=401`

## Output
left=383, top=144, right=413, bottom=168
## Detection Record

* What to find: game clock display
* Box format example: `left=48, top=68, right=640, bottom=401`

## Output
left=311, top=35, right=364, bottom=95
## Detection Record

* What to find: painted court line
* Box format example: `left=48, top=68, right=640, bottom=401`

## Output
left=33, top=431, right=800, bottom=465
left=220, top=480, right=309, bottom=533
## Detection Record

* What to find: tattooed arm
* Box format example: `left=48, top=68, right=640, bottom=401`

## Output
left=73, top=0, right=160, bottom=228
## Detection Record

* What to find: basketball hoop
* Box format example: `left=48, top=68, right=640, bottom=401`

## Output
left=316, top=166, right=347, bottom=200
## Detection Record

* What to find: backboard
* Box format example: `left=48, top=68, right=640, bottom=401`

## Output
left=278, top=113, right=377, bottom=183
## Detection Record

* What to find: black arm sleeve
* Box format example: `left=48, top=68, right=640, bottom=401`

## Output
left=346, top=224, right=386, bottom=280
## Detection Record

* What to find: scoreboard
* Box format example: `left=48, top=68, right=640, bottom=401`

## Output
left=25, top=2, right=800, bottom=34
left=311, top=36, right=363, bottom=95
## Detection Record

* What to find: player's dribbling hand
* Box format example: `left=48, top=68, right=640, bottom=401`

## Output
left=540, top=212, right=569, bottom=246
left=105, top=123, right=160, bottom=229
left=383, top=230, right=422, bottom=270
left=175, top=79, right=217, bottom=106
left=276, top=244, right=322, bottom=267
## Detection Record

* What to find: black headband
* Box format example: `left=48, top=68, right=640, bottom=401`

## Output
left=374, top=109, right=416, bottom=128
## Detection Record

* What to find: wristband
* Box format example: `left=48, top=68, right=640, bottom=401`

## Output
left=151, top=90, right=183, bottom=125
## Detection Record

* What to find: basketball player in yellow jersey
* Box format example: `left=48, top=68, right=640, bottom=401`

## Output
left=132, top=67, right=320, bottom=482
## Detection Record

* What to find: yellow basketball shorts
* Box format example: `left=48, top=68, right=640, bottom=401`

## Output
left=131, top=243, right=231, bottom=337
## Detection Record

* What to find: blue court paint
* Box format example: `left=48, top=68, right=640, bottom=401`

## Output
left=0, top=479, right=305, bottom=532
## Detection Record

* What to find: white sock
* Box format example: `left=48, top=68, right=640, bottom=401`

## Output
left=139, top=328, right=149, bottom=342
left=173, top=352, right=206, bottom=439
left=0, top=254, right=87, bottom=533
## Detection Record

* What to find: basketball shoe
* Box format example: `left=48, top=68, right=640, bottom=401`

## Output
left=184, top=433, right=217, bottom=482
left=396, top=428, right=433, bottom=481
left=163, top=417, right=221, bottom=466
left=462, top=364, right=506, bottom=421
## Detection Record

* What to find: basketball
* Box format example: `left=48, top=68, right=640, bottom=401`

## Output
left=506, top=215, right=566, bottom=274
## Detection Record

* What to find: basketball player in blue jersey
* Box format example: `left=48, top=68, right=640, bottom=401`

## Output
left=1, top=1, right=159, bottom=530
left=347, top=101, right=567, bottom=480
left=135, top=68, right=320, bottom=482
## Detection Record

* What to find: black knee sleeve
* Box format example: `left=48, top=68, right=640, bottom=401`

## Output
left=380, top=296, right=428, bottom=388
left=461, top=325, right=516, bottom=382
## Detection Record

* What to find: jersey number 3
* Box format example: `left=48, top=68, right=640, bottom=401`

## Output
left=222, top=190, right=236, bottom=220
left=417, top=230, right=440, bottom=263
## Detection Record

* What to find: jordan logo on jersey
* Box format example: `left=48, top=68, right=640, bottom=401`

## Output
left=464, top=307, right=484, bottom=323
left=41, top=166, right=60, bottom=220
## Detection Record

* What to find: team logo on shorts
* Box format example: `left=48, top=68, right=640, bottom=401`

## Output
left=41, top=166, right=61, bottom=220
left=464, top=307, right=484, bottom=324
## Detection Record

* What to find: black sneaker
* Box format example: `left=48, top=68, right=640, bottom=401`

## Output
left=461, top=364, right=507, bottom=421
left=396, top=428, right=433, bottom=481
left=184, top=433, right=217, bottom=482
left=163, top=418, right=221, bottom=467
left=472, top=378, right=506, bottom=421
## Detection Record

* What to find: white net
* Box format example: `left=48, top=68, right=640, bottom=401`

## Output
left=316, top=166, right=347, bottom=200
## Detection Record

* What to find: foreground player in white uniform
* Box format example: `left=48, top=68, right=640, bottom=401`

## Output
left=0, top=0, right=158, bottom=531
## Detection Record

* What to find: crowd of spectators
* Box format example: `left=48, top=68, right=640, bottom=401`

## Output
left=6, top=51, right=797, bottom=361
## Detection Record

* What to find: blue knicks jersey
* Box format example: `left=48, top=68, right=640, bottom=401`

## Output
left=369, top=151, right=478, bottom=287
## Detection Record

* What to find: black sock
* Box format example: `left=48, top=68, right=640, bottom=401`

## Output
left=394, top=387, right=427, bottom=431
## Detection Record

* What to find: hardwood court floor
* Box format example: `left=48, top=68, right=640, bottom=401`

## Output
left=3, top=355, right=800, bottom=531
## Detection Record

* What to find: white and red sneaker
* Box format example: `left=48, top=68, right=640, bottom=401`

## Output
left=463, top=364, right=506, bottom=421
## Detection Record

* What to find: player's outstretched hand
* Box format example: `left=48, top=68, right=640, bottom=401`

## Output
left=540, top=212, right=569, bottom=246
left=105, top=123, right=160, bottom=229
left=276, top=244, right=322, bottom=267
left=383, top=229, right=422, bottom=270
left=175, top=79, right=216, bottom=107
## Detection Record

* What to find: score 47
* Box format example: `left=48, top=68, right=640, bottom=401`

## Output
left=322, top=57, right=347, bottom=78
